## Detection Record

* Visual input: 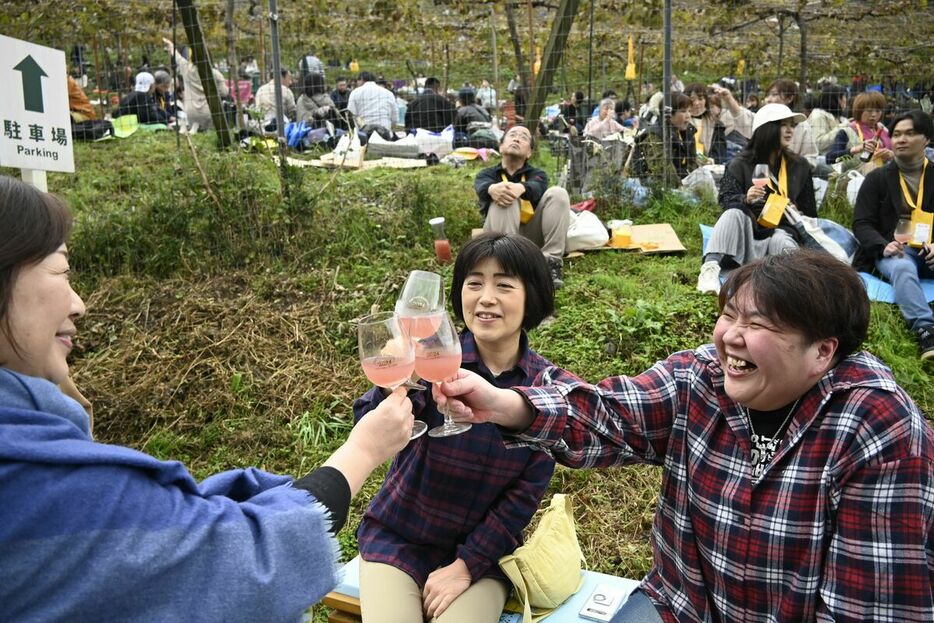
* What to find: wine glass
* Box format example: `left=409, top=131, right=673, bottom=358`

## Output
left=894, top=218, right=913, bottom=245
left=751, top=164, right=770, bottom=193
left=396, top=270, right=445, bottom=340
left=358, top=311, right=427, bottom=439
left=413, top=312, right=470, bottom=438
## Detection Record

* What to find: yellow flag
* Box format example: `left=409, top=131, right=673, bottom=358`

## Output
left=625, top=35, right=636, bottom=81
left=533, top=46, right=542, bottom=76
left=349, top=59, right=359, bottom=73
left=736, top=59, right=746, bottom=76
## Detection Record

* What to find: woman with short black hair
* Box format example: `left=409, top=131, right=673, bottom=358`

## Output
left=354, top=233, right=556, bottom=623
left=296, top=72, right=337, bottom=127
left=437, top=249, right=934, bottom=623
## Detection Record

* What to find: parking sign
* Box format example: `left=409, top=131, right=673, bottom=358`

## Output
left=0, top=34, right=75, bottom=173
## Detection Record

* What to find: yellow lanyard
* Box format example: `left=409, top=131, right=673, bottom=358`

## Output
left=693, top=117, right=705, bottom=156
left=899, top=159, right=927, bottom=212
left=766, top=157, right=789, bottom=198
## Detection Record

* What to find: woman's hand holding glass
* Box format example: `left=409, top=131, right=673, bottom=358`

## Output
left=747, top=164, right=769, bottom=205
left=358, top=311, right=427, bottom=439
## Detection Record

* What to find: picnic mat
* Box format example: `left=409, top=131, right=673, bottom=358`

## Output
left=278, top=155, right=427, bottom=171
left=699, top=224, right=934, bottom=303
left=577, top=223, right=685, bottom=255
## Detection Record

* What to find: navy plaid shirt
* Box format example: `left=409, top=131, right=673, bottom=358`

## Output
left=353, top=331, right=555, bottom=586
left=511, top=345, right=934, bottom=622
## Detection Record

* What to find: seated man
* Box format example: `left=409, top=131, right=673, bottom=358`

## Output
left=113, top=72, right=170, bottom=125
left=853, top=110, right=934, bottom=360
left=254, top=69, right=297, bottom=129
left=631, top=92, right=698, bottom=184
left=403, top=77, right=455, bottom=132
left=475, top=125, right=570, bottom=288
left=67, top=75, right=96, bottom=122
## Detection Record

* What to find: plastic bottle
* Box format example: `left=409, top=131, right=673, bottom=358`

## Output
left=429, top=217, right=452, bottom=264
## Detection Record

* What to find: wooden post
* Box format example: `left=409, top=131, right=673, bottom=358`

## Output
left=226, top=0, right=243, bottom=131
left=92, top=35, right=106, bottom=121
left=525, top=0, right=582, bottom=129
left=176, top=0, right=232, bottom=148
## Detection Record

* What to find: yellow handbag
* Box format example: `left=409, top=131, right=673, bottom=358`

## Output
left=499, top=494, right=586, bottom=622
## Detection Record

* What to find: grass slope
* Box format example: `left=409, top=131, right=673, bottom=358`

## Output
left=18, top=132, right=931, bottom=616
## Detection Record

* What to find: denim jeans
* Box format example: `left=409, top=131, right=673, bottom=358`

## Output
left=610, top=590, right=665, bottom=623
left=876, top=246, right=934, bottom=332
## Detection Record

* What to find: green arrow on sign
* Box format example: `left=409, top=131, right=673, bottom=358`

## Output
left=14, top=55, right=48, bottom=114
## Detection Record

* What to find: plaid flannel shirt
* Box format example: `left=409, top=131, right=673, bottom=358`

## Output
left=353, top=331, right=555, bottom=586
left=512, top=344, right=934, bottom=622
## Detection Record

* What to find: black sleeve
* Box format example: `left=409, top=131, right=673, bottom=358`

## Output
left=475, top=166, right=499, bottom=213
left=718, top=162, right=754, bottom=220
left=793, top=162, right=818, bottom=217
left=292, top=466, right=351, bottom=534
left=852, top=171, right=890, bottom=260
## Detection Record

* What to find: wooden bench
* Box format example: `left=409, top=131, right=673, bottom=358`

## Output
left=323, top=556, right=641, bottom=622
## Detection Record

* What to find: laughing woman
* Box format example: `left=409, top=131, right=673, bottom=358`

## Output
left=0, top=175, right=414, bottom=622
left=437, top=249, right=934, bottom=623
left=353, top=233, right=556, bottom=623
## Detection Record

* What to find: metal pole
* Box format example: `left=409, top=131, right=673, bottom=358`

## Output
left=587, top=0, right=594, bottom=108
left=491, top=5, right=499, bottom=87
left=663, top=0, right=672, bottom=188
left=268, top=0, right=284, bottom=142
left=172, top=1, right=179, bottom=149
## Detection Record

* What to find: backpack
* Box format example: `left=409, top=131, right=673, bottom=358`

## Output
left=71, top=119, right=114, bottom=141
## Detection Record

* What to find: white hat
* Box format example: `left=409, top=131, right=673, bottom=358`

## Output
left=751, top=103, right=806, bottom=135
left=134, top=71, right=155, bottom=93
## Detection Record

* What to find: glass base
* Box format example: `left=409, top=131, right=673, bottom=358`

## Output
left=410, top=420, right=428, bottom=440
left=428, top=421, right=472, bottom=438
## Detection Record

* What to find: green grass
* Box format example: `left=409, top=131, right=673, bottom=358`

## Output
left=31, top=132, right=932, bottom=620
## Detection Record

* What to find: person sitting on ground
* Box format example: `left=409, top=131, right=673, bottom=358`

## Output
left=437, top=249, right=934, bottom=623
left=454, top=88, right=492, bottom=136
left=853, top=110, right=934, bottom=360
left=330, top=76, right=350, bottom=115
left=808, top=84, right=849, bottom=155
left=744, top=92, right=760, bottom=113
left=152, top=69, right=176, bottom=121
left=591, top=89, right=617, bottom=117
left=684, top=83, right=728, bottom=163
left=162, top=37, right=229, bottom=131
left=354, top=233, right=556, bottom=623
left=615, top=99, right=637, bottom=128
left=734, top=79, right=818, bottom=159
left=632, top=92, right=698, bottom=183
left=697, top=104, right=816, bottom=294
left=0, top=175, right=414, bottom=621
left=404, top=77, right=455, bottom=133
left=347, top=71, right=397, bottom=139
left=583, top=97, right=626, bottom=140
left=67, top=75, right=96, bottom=122
left=475, top=125, right=570, bottom=288
left=254, top=69, right=297, bottom=129
left=826, top=90, right=894, bottom=166
left=296, top=72, right=337, bottom=128
left=113, top=71, right=171, bottom=125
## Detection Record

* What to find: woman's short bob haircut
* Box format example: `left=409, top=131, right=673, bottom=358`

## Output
left=851, top=91, right=886, bottom=123
left=0, top=175, right=73, bottom=347
left=450, top=233, right=555, bottom=331
left=718, top=249, right=869, bottom=363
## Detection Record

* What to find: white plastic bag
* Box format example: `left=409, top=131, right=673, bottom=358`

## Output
left=845, top=169, right=865, bottom=207
left=415, top=125, right=454, bottom=157
left=565, top=210, right=609, bottom=252
left=681, top=167, right=717, bottom=196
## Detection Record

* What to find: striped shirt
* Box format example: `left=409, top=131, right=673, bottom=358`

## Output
left=511, top=345, right=934, bottom=622
left=353, top=331, right=555, bottom=586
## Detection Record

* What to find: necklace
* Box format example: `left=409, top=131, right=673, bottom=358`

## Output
left=744, top=398, right=800, bottom=479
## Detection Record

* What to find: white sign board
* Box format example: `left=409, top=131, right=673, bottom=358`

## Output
left=0, top=34, right=75, bottom=173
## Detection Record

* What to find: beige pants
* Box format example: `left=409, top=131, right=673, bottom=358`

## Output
left=483, top=186, right=571, bottom=262
left=358, top=558, right=509, bottom=623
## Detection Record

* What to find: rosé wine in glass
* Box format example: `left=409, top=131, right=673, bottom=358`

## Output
left=414, top=352, right=462, bottom=383
left=399, top=312, right=443, bottom=341
left=358, top=311, right=426, bottom=439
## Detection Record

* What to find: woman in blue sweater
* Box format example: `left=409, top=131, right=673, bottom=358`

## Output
left=0, top=174, right=414, bottom=622
left=353, top=233, right=557, bottom=622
